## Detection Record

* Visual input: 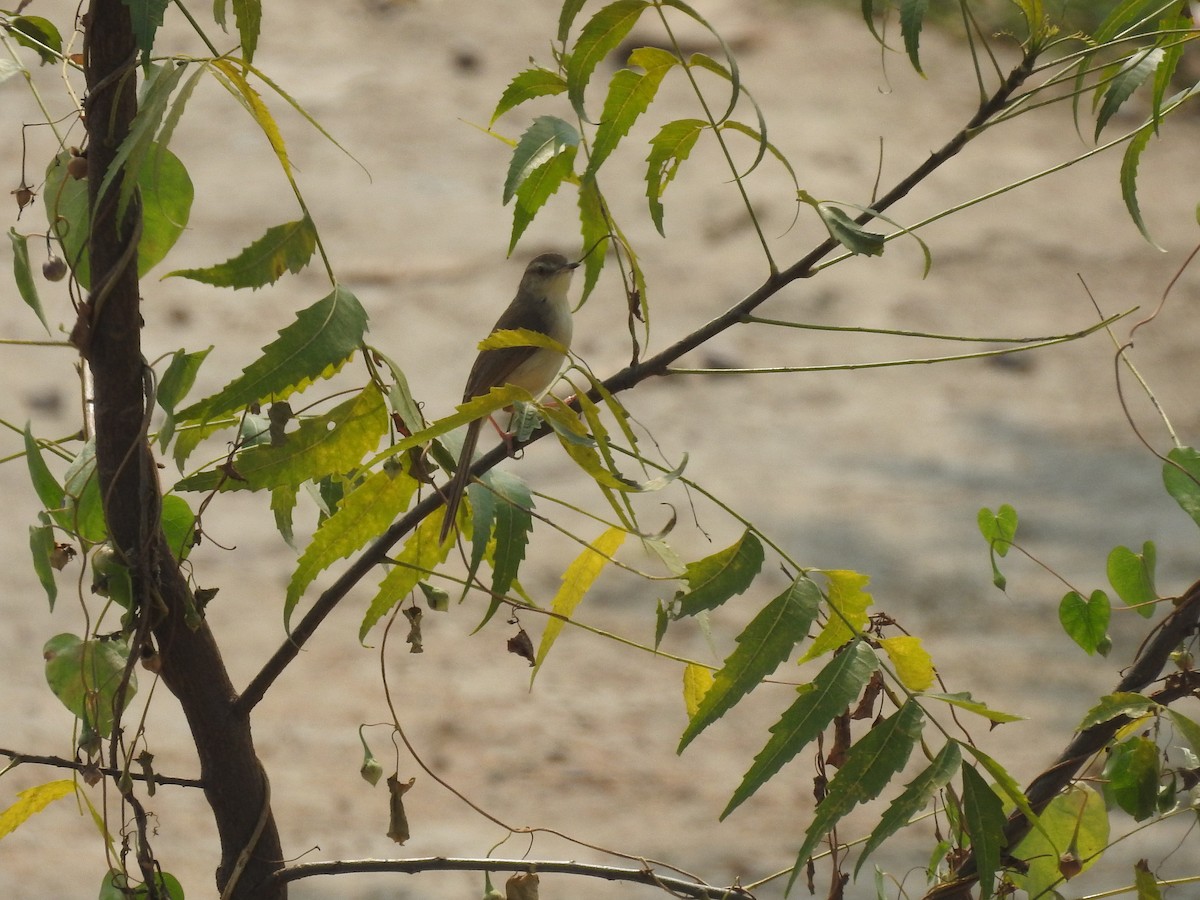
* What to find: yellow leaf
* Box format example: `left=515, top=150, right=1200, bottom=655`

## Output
left=683, top=663, right=714, bottom=719
left=0, top=780, right=74, bottom=840
left=878, top=635, right=935, bottom=691
left=800, top=570, right=873, bottom=663
left=533, top=526, right=627, bottom=677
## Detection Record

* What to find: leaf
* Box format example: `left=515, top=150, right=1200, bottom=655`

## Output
left=211, top=59, right=292, bottom=180
left=233, top=0, right=262, bottom=63
left=160, top=494, right=197, bottom=561
left=43, top=634, right=135, bottom=736
left=683, top=664, right=714, bottom=719
left=285, top=466, right=418, bottom=627
left=10, top=15, right=62, bottom=65
left=99, top=870, right=185, bottom=900
left=679, top=576, right=821, bottom=750
left=673, top=531, right=764, bottom=618
left=816, top=204, right=885, bottom=257
left=9, top=229, right=50, bottom=333
left=1095, top=49, right=1163, bottom=140
left=586, top=47, right=678, bottom=179
left=1107, top=542, right=1157, bottom=618
left=786, top=701, right=925, bottom=891
left=723, top=641, right=878, bottom=818
left=1078, top=691, right=1155, bottom=730
left=978, top=503, right=1018, bottom=589
left=532, top=526, right=627, bottom=677
left=920, top=692, right=1024, bottom=723
left=565, top=0, right=649, bottom=118
left=961, top=762, right=1006, bottom=899
left=509, top=147, right=578, bottom=253
left=645, top=118, right=706, bottom=235
left=482, top=468, right=534, bottom=625
left=45, top=144, right=194, bottom=289
left=29, top=518, right=58, bottom=608
left=1103, top=735, right=1159, bottom=820
left=360, top=511, right=452, bottom=641
left=1120, top=121, right=1162, bottom=249
left=166, top=216, right=317, bottom=288
left=899, top=0, right=928, bottom=75
left=1011, top=786, right=1108, bottom=897
left=1166, top=709, right=1200, bottom=756
left=176, top=385, right=387, bottom=492
left=1133, top=859, right=1163, bottom=900
left=503, top=116, right=580, bottom=205
left=878, top=635, right=934, bottom=691
left=62, top=441, right=107, bottom=544
left=1163, top=447, right=1200, bottom=529
left=23, top=425, right=65, bottom=518
left=122, top=0, right=168, bottom=65
left=156, top=347, right=211, bottom=449
left=962, top=744, right=1043, bottom=841
left=558, top=0, right=589, bottom=42
left=0, top=781, right=74, bottom=839
left=800, top=569, right=873, bottom=662
left=491, top=67, right=568, bottom=125
left=174, top=286, right=368, bottom=425
left=1059, top=590, right=1112, bottom=655
left=856, top=742, right=961, bottom=876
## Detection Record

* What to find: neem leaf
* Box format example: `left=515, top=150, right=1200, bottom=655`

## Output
left=503, top=116, right=579, bottom=205
left=166, top=217, right=317, bottom=289
left=961, top=762, right=1006, bottom=899
left=800, top=569, right=873, bottom=662
left=586, top=47, right=678, bottom=179
left=491, top=67, right=568, bottom=126
left=156, top=347, right=211, bottom=450
left=1095, top=48, right=1163, bottom=140
left=899, top=0, right=928, bottom=75
left=817, top=203, right=885, bottom=257
left=673, top=530, right=764, bottom=617
left=360, top=511, right=452, bottom=641
left=565, top=0, right=649, bottom=118
left=645, top=118, right=706, bottom=235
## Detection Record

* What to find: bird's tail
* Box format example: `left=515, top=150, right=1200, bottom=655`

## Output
left=438, top=419, right=483, bottom=543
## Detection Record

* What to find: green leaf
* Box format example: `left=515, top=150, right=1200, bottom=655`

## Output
left=491, top=67, right=568, bottom=125
left=121, top=0, right=169, bottom=65
left=586, top=47, right=678, bottom=179
left=899, top=0, right=928, bottom=75
left=680, top=576, right=821, bottom=750
left=1058, top=589, right=1112, bottom=655
left=43, top=633, right=135, bottom=736
left=360, top=511, right=452, bottom=641
left=9, top=229, right=50, bottom=333
left=577, top=176, right=608, bottom=302
left=175, top=286, right=368, bottom=425
left=160, top=494, right=197, bottom=561
left=99, top=869, right=184, bottom=900
left=233, top=0, right=262, bottom=63
left=1120, top=121, right=1162, bottom=248
left=856, top=742, right=961, bottom=876
left=963, top=744, right=1042, bottom=839
left=978, top=503, right=1018, bottom=589
left=673, top=531, right=764, bottom=618
left=285, top=465, right=418, bottom=627
left=1095, top=48, right=1163, bottom=140
left=270, top=483, right=299, bottom=547
left=156, top=347, right=211, bottom=450
left=509, top=147, right=577, bottom=253
left=62, top=441, right=107, bottom=544
left=23, top=425, right=65, bottom=518
left=723, top=641, right=878, bottom=818
left=10, top=15, right=62, bottom=65
left=565, top=0, right=649, bottom=118
left=919, top=692, right=1024, bottom=723
left=787, top=701, right=924, bottom=892
left=1078, top=691, right=1155, bottom=730
left=645, top=118, right=706, bottom=235
left=1107, top=542, right=1157, bottom=617
left=486, top=467, right=534, bottom=599
left=1165, top=709, right=1200, bottom=756
left=1150, top=15, right=1189, bottom=131
left=1103, top=735, right=1159, bottom=820
left=1163, top=447, right=1200, bottom=528
left=503, top=116, right=580, bottom=205
left=29, top=518, right=58, bottom=608
left=176, top=384, right=387, bottom=492
left=800, top=569, right=873, bottom=662
left=816, top=204, right=885, bottom=257
left=1133, top=859, right=1163, bottom=900
left=45, top=144, right=194, bottom=290
left=558, top=0, right=589, bottom=42
left=533, top=526, right=627, bottom=677
left=1011, top=786, right=1109, bottom=897
left=167, top=216, right=317, bottom=288
left=961, top=762, right=1006, bottom=899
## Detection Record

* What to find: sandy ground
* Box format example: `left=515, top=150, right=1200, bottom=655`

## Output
left=3, top=0, right=1200, bottom=897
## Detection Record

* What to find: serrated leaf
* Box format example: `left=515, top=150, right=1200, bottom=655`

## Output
left=503, top=116, right=579, bottom=205
left=1120, top=121, right=1162, bottom=248
left=645, top=118, right=706, bottom=235
left=673, top=531, right=764, bottom=618
left=360, top=510, right=452, bottom=641
left=509, top=147, right=577, bottom=253
left=1059, top=589, right=1112, bottom=655
left=532, top=526, right=627, bottom=678
left=1095, top=48, right=1163, bottom=140
left=43, top=633, right=135, bottom=735
left=800, top=569, right=873, bottom=662
left=156, top=347, right=211, bottom=450
left=1163, top=446, right=1200, bottom=528
left=577, top=176, right=608, bottom=302
left=233, top=0, right=262, bottom=63
left=9, top=228, right=50, bottom=333
left=1078, top=691, right=1155, bottom=730
left=484, top=468, right=534, bottom=619
left=899, top=0, right=928, bottom=75
left=723, top=641, right=878, bottom=818
left=122, top=0, right=168, bottom=65
left=175, top=286, right=368, bottom=425
left=683, top=663, right=714, bottom=719
left=1011, top=786, right=1108, bottom=897
left=856, top=742, right=961, bottom=876
left=285, top=465, right=418, bottom=627
left=211, top=59, right=292, bottom=179
left=565, top=0, right=649, bottom=118
left=878, top=635, right=934, bottom=691
left=167, top=216, right=316, bottom=288
left=558, top=0, right=589, bottom=42
left=0, top=781, right=74, bottom=839
left=10, top=15, right=62, bottom=65
left=271, top=483, right=298, bottom=548
left=962, top=744, right=1043, bottom=841
left=491, top=67, right=568, bottom=125
left=679, top=576, right=821, bottom=750
left=817, top=203, right=885, bottom=256
left=176, top=384, right=387, bottom=493
left=920, top=692, right=1024, bottom=723
left=787, top=701, right=924, bottom=891
left=961, top=762, right=1006, bottom=898
left=1107, top=542, right=1157, bottom=617
left=45, top=145, right=193, bottom=290
left=586, top=47, right=678, bottom=179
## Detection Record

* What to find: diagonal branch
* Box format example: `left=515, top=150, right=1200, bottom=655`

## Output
left=238, top=49, right=1037, bottom=714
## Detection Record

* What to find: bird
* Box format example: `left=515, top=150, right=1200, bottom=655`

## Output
left=439, top=252, right=580, bottom=542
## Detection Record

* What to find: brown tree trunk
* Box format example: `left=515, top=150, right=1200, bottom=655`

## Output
left=82, top=2, right=285, bottom=896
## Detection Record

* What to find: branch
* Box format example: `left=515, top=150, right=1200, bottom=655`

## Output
left=238, top=49, right=1038, bottom=714
left=0, top=747, right=204, bottom=788
left=266, top=856, right=754, bottom=898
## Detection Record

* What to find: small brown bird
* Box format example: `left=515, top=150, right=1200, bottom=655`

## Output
left=439, top=252, right=579, bottom=541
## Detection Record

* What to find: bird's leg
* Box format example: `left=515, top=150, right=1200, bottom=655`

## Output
left=487, top=413, right=521, bottom=458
